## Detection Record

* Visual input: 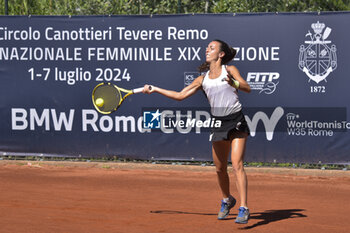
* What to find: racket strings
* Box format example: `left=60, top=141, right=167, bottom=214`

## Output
left=94, top=84, right=121, bottom=112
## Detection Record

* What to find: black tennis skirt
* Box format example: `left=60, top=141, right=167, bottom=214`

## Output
left=209, top=110, right=250, bottom=142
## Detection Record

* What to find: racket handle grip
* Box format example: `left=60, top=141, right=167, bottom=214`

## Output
left=133, top=87, right=144, bottom=94
left=133, top=85, right=153, bottom=94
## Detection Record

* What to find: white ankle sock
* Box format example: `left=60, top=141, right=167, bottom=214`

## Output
left=223, top=195, right=234, bottom=203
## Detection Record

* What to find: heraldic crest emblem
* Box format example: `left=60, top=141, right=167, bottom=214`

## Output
left=298, top=21, right=337, bottom=84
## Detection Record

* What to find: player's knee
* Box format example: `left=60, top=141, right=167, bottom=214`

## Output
left=215, top=166, right=228, bottom=175
left=232, top=161, right=243, bottom=173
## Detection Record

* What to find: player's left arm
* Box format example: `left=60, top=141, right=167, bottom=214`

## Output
left=226, top=65, right=251, bottom=93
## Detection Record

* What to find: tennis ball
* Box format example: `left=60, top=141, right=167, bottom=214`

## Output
left=95, top=98, right=104, bottom=107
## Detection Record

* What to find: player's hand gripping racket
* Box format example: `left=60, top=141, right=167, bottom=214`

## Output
left=92, top=83, right=151, bottom=114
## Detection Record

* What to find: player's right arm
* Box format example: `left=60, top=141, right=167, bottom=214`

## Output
left=143, top=76, right=204, bottom=101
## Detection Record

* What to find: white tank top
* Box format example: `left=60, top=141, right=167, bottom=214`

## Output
left=202, top=65, right=242, bottom=117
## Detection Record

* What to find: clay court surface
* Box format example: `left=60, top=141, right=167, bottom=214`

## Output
left=0, top=160, right=349, bottom=233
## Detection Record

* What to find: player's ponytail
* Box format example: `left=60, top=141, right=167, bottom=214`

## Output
left=198, top=62, right=210, bottom=72
left=215, top=39, right=236, bottom=65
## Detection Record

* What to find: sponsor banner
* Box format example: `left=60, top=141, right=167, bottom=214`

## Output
left=1, top=13, right=350, bottom=163
left=141, top=107, right=347, bottom=137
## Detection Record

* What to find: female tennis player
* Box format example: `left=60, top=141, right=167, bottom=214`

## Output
left=143, top=39, right=251, bottom=224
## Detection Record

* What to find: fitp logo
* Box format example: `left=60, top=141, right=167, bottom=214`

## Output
left=246, top=72, right=280, bottom=94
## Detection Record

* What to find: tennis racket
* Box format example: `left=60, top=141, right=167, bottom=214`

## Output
left=92, top=82, right=149, bottom=114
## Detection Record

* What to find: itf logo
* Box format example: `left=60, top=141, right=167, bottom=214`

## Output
left=143, top=109, right=162, bottom=129
left=286, top=113, right=299, bottom=120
